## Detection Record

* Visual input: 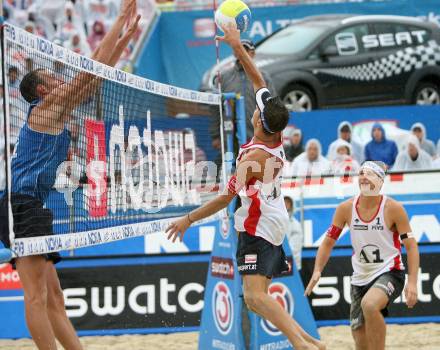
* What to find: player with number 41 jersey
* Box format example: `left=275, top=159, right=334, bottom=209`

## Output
left=304, top=161, right=420, bottom=350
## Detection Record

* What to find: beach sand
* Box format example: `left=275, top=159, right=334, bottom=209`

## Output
left=0, top=323, right=439, bottom=349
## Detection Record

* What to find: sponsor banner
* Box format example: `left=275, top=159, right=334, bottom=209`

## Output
left=249, top=241, right=319, bottom=349
left=211, top=256, right=235, bottom=280
left=198, top=219, right=246, bottom=350
left=301, top=245, right=440, bottom=322
left=59, top=259, right=208, bottom=330
left=0, top=263, right=21, bottom=290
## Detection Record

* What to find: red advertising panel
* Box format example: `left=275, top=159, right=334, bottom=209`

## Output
left=85, top=120, right=107, bottom=217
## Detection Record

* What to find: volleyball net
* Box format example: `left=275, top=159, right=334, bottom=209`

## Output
left=0, top=23, right=224, bottom=258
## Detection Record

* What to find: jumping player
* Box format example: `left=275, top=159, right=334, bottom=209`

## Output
left=0, top=1, right=140, bottom=349
left=166, top=23, right=325, bottom=350
left=305, top=161, right=419, bottom=350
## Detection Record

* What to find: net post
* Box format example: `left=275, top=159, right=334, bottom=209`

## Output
left=0, top=16, right=14, bottom=262
left=235, top=94, right=247, bottom=145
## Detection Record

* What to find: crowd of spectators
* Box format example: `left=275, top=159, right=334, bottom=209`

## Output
left=283, top=121, right=440, bottom=177
left=3, top=0, right=147, bottom=67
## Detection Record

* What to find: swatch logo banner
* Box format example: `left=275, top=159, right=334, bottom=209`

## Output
left=212, top=281, right=234, bottom=335
left=261, top=282, right=294, bottom=336
left=211, top=257, right=234, bottom=280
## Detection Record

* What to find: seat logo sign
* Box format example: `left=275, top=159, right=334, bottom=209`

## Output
left=336, top=32, right=358, bottom=55
left=261, top=282, right=294, bottom=336
left=212, top=281, right=234, bottom=335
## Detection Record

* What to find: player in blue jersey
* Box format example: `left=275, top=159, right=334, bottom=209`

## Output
left=0, top=1, right=140, bottom=349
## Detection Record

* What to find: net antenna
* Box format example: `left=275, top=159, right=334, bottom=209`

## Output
left=0, top=23, right=223, bottom=260
left=213, top=0, right=228, bottom=187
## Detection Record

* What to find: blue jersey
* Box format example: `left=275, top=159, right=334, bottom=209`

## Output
left=11, top=100, right=71, bottom=203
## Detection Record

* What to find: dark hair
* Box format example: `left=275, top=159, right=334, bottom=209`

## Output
left=19, top=69, right=44, bottom=103
left=284, top=196, right=293, bottom=207
left=263, top=97, right=289, bottom=134
left=8, top=66, right=18, bottom=74
left=340, top=125, right=351, bottom=133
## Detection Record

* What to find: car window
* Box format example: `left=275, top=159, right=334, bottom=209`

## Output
left=369, top=23, right=431, bottom=50
left=320, top=24, right=370, bottom=56
left=256, top=23, right=331, bottom=55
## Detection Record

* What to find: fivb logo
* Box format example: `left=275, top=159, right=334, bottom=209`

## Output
left=212, top=281, right=234, bottom=335
left=261, top=282, right=294, bottom=336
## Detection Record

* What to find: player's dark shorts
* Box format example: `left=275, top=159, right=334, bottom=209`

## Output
left=236, top=232, right=289, bottom=279
left=350, top=269, right=405, bottom=330
left=0, top=193, right=61, bottom=267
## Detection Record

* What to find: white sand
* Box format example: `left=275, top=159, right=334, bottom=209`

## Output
left=0, top=324, right=439, bottom=349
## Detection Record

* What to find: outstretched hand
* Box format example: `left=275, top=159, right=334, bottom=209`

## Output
left=215, top=22, right=241, bottom=48
left=123, top=14, right=141, bottom=39
left=120, top=0, right=137, bottom=20
left=304, top=270, right=321, bottom=296
left=166, top=216, right=192, bottom=243
left=404, top=282, right=418, bottom=308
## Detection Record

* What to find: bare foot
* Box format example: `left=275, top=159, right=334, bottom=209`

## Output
left=316, top=340, right=327, bottom=350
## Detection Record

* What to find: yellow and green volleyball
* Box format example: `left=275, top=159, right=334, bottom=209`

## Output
left=215, top=0, right=252, bottom=33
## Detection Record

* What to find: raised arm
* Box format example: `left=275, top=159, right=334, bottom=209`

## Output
left=217, top=23, right=266, bottom=92
left=304, top=201, right=349, bottom=296
left=37, top=0, right=138, bottom=117
left=166, top=149, right=267, bottom=243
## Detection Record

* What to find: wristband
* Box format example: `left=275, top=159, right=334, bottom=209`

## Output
left=400, top=232, right=414, bottom=240
left=326, top=224, right=343, bottom=240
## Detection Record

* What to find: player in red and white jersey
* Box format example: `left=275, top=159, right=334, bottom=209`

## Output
left=167, top=23, right=324, bottom=350
left=305, top=161, right=419, bottom=350
left=233, top=137, right=289, bottom=246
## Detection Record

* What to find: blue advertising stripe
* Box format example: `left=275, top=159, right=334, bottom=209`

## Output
left=77, top=326, right=199, bottom=337
left=57, top=254, right=210, bottom=269
left=0, top=289, right=24, bottom=297
left=316, top=316, right=440, bottom=328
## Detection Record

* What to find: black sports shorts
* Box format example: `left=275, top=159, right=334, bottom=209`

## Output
left=0, top=193, right=61, bottom=267
left=350, top=269, right=405, bottom=330
left=236, top=232, right=289, bottom=279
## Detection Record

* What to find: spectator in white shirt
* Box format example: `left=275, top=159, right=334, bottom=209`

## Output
left=38, top=0, right=66, bottom=27
left=327, top=121, right=364, bottom=163
left=86, top=0, right=119, bottom=32
left=55, top=1, right=87, bottom=45
left=393, top=135, right=432, bottom=171
left=411, top=122, right=437, bottom=158
left=65, top=32, right=92, bottom=56
left=287, top=138, right=331, bottom=177
left=331, top=139, right=360, bottom=176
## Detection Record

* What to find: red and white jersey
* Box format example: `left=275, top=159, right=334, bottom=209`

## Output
left=350, top=195, right=404, bottom=286
left=233, top=139, right=289, bottom=246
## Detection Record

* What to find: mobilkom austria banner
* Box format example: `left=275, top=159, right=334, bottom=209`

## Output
left=136, top=0, right=440, bottom=90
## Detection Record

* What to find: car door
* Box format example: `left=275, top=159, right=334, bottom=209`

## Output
left=309, top=23, right=380, bottom=107
left=368, top=22, right=432, bottom=103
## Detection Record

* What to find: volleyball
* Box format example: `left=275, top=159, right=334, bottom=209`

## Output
left=215, top=0, right=251, bottom=33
